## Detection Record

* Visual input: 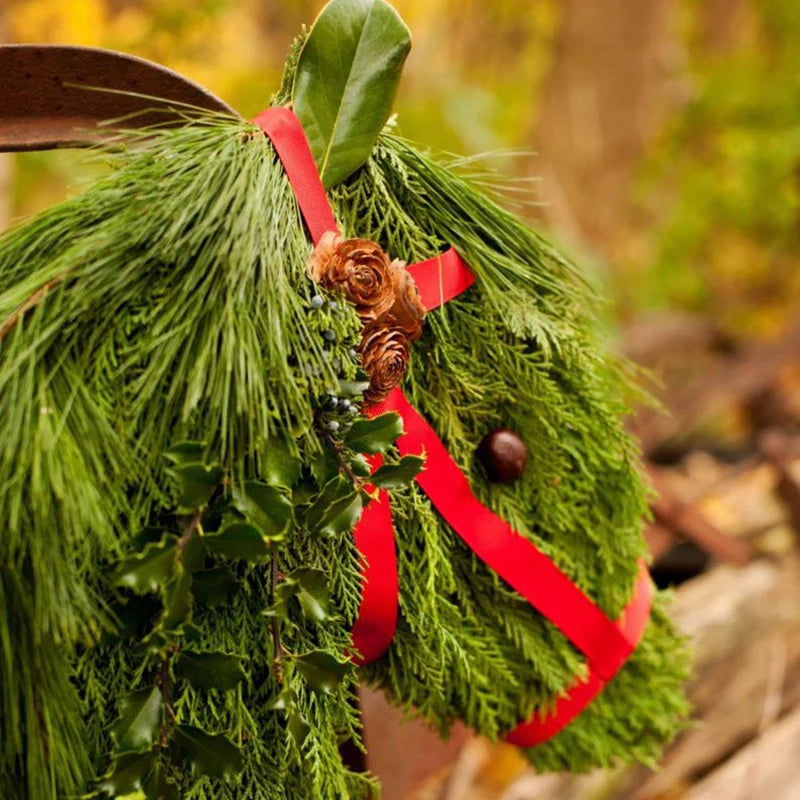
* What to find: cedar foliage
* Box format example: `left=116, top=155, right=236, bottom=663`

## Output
left=0, top=46, right=689, bottom=800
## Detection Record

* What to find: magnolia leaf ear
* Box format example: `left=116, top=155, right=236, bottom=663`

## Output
left=292, top=0, right=411, bottom=188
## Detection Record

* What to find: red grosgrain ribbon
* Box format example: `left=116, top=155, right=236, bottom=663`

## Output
left=253, top=106, right=653, bottom=745
left=350, top=455, right=398, bottom=666
left=252, top=107, right=338, bottom=245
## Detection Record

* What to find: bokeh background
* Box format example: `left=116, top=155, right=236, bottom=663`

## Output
left=2, top=1, right=800, bottom=798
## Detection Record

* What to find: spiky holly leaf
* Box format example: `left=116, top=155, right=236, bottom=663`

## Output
left=96, top=751, right=156, bottom=797
left=173, top=725, right=243, bottom=780
left=161, top=564, right=192, bottom=630
left=344, top=412, right=403, bottom=454
left=233, top=481, right=293, bottom=540
left=175, top=650, right=245, bottom=691
left=288, top=711, right=311, bottom=749
left=290, top=567, right=330, bottom=622
left=350, top=453, right=372, bottom=478
left=293, top=0, right=411, bottom=188
left=204, top=522, right=271, bottom=562
left=191, top=567, right=237, bottom=608
left=262, top=438, right=302, bottom=488
left=295, top=650, right=351, bottom=695
left=142, top=763, right=179, bottom=800
left=171, top=464, right=224, bottom=510
left=370, top=454, right=425, bottom=488
left=314, top=489, right=363, bottom=538
left=163, top=441, right=206, bottom=466
left=113, top=536, right=178, bottom=595
left=110, top=688, right=163, bottom=755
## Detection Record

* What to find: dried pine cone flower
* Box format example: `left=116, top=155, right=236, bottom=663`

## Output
left=359, top=320, right=410, bottom=406
left=309, top=233, right=395, bottom=322
left=388, top=261, right=425, bottom=341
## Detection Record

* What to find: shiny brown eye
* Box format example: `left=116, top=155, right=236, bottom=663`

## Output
left=476, top=428, right=528, bottom=483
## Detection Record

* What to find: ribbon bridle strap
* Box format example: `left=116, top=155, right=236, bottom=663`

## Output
left=253, top=106, right=653, bottom=746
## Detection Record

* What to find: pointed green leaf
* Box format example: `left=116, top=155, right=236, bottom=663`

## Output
left=263, top=438, right=302, bottom=488
left=204, top=522, right=270, bottom=562
left=233, top=481, right=293, bottom=539
left=370, top=454, right=425, bottom=488
left=288, top=711, right=311, bottom=749
left=113, top=536, right=178, bottom=595
left=171, top=464, right=223, bottom=510
left=344, top=412, right=403, bottom=454
left=142, top=762, right=179, bottom=800
left=289, top=567, right=330, bottom=622
left=110, top=688, right=163, bottom=755
left=316, top=490, right=363, bottom=537
left=338, top=379, right=370, bottom=398
left=175, top=650, right=245, bottom=692
left=295, top=650, right=351, bottom=695
left=293, top=0, right=412, bottom=188
left=191, top=567, right=237, bottom=608
left=173, top=724, right=244, bottom=779
left=181, top=531, right=206, bottom=574
left=350, top=453, right=372, bottom=478
left=309, top=448, right=340, bottom=488
left=162, top=564, right=192, bottom=630
left=97, top=751, right=156, bottom=796
left=164, top=441, right=206, bottom=466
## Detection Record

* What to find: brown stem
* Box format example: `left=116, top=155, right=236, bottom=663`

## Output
left=178, top=511, right=203, bottom=553
left=158, top=647, right=178, bottom=746
left=270, top=554, right=285, bottom=684
left=319, top=422, right=364, bottom=488
left=0, top=274, right=67, bottom=340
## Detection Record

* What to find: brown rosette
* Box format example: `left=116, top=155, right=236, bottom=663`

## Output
left=308, top=234, right=426, bottom=407
left=359, top=320, right=411, bottom=406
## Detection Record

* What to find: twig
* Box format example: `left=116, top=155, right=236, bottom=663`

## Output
left=0, top=274, right=68, bottom=340
left=270, top=554, right=285, bottom=684
left=178, top=510, right=203, bottom=552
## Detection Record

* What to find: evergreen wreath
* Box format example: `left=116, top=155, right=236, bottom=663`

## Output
left=0, top=1, right=690, bottom=798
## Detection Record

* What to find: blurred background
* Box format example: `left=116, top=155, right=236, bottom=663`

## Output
left=2, top=0, right=799, bottom=797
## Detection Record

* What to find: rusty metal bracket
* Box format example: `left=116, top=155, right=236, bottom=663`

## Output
left=0, top=44, right=240, bottom=151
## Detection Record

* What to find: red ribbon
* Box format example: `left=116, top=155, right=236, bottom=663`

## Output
left=253, top=107, right=653, bottom=746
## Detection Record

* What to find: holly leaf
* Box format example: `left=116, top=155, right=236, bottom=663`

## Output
left=97, top=751, right=156, bottom=796
left=204, top=522, right=271, bottom=562
left=232, top=481, right=293, bottom=540
left=263, top=438, right=302, bottom=488
left=344, top=413, right=403, bottom=454
left=295, top=651, right=350, bottom=695
left=110, top=688, right=163, bottom=755
left=161, top=564, right=192, bottom=630
left=293, top=0, right=411, bottom=188
left=309, top=448, right=340, bottom=488
left=370, top=454, right=425, bottom=488
left=113, top=536, right=178, bottom=595
left=142, top=762, right=179, bottom=800
left=175, top=650, right=245, bottom=692
left=170, top=464, right=224, bottom=511
left=173, top=724, right=244, bottom=779
left=288, top=710, right=311, bottom=749
left=191, top=567, right=237, bottom=608
left=289, top=567, right=330, bottom=622
left=349, top=453, right=372, bottom=478
left=164, top=441, right=206, bottom=466
left=312, top=488, right=363, bottom=537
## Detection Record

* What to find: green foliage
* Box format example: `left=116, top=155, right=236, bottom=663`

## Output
left=344, top=411, right=404, bottom=453
left=110, top=689, right=163, bottom=755
left=293, top=0, right=412, bottom=188
left=0, top=25, right=687, bottom=795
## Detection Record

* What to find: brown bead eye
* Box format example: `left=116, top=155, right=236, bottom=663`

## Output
left=476, top=428, right=528, bottom=483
